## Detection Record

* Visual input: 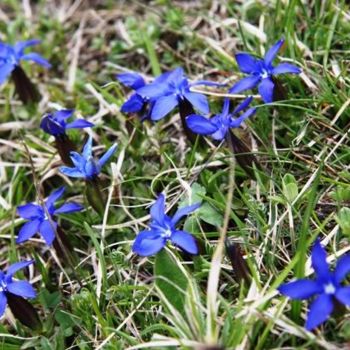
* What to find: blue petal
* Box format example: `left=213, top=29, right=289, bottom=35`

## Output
left=7, top=281, right=36, bottom=298
left=221, top=98, right=231, bottom=117
left=335, top=286, right=350, bottom=306
left=278, top=279, right=322, bottom=299
left=121, top=94, right=145, bottom=113
left=82, top=136, right=93, bottom=159
left=20, top=53, right=51, bottom=68
left=85, top=160, right=100, bottom=178
left=39, top=220, right=57, bottom=245
left=171, top=203, right=201, bottom=225
left=272, top=63, right=301, bottom=75
left=230, top=108, right=256, bottom=128
left=98, top=143, right=118, bottom=168
left=151, top=94, right=178, bottom=121
left=183, top=92, right=209, bottom=115
left=60, top=166, right=85, bottom=178
left=334, top=254, right=350, bottom=283
left=65, top=119, right=94, bottom=130
left=14, top=39, right=41, bottom=56
left=54, top=202, right=83, bottom=215
left=305, top=294, right=333, bottom=331
left=6, top=260, right=34, bottom=279
left=137, top=82, right=169, bottom=99
left=235, top=53, right=259, bottom=74
left=232, top=96, right=253, bottom=115
left=258, top=78, right=275, bottom=103
left=171, top=230, right=198, bottom=254
left=150, top=194, right=166, bottom=225
left=153, top=71, right=172, bottom=84
left=186, top=114, right=218, bottom=135
left=0, top=62, right=15, bottom=85
left=54, top=109, right=74, bottom=121
left=116, top=72, right=145, bottom=89
left=45, top=187, right=65, bottom=213
left=0, top=293, right=7, bottom=317
left=40, top=115, right=65, bottom=136
left=17, top=203, right=42, bottom=219
left=16, top=219, right=41, bottom=243
left=311, top=238, right=331, bottom=282
left=132, top=230, right=165, bottom=256
left=229, top=75, right=261, bottom=94
left=264, top=39, right=285, bottom=66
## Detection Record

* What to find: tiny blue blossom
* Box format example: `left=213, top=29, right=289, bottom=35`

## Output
left=40, top=109, right=94, bottom=136
left=229, top=39, right=301, bottom=103
left=0, top=260, right=36, bottom=318
left=136, top=67, right=221, bottom=121
left=279, top=238, right=350, bottom=330
left=0, top=40, right=51, bottom=85
left=60, top=136, right=117, bottom=179
left=17, top=187, right=83, bottom=245
left=132, top=194, right=200, bottom=256
left=186, top=97, right=256, bottom=141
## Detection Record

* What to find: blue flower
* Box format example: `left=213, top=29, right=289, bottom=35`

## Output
left=132, top=194, right=200, bottom=256
left=40, top=109, right=94, bottom=136
left=0, top=39, right=51, bottom=85
left=229, top=39, right=301, bottom=103
left=17, top=187, right=83, bottom=245
left=0, top=260, right=36, bottom=317
left=278, top=238, right=350, bottom=330
left=186, top=97, right=256, bottom=141
left=136, top=67, right=220, bottom=121
left=60, top=136, right=117, bottom=179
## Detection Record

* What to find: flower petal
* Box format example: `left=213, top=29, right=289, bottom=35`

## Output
left=230, top=107, right=256, bottom=128
left=0, top=62, right=15, bottom=85
left=305, top=294, right=333, bottom=331
left=6, top=260, right=34, bottom=279
left=132, top=230, right=165, bottom=256
left=171, top=230, right=198, bottom=254
left=151, top=94, right=178, bottom=121
left=272, top=63, right=301, bottom=75
left=116, top=72, right=145, bottom=89
left=229, top=75, right=261, bottom=94
left=14, top=39, right=41, bottom=55
left=171, top=203, right=201, bottom=225
left=17, top=203, right=42, bottom=220
left=121, top=94, right=145, bottom=113
left=65, top=119, right=94, bottom=130
left=82, top=136, right=93, bottom=159
left=232, top=96, right=253, bottom=115
left=150, top=194, right=166, bottom=225
left=45, top=187, right=65, bottom=213
left=54, top=202, right=83, bottom=215
left=39, top=220, right=57, bottom=245
left=98, top=143, right=118, bottom=168
left=311, top=238, right=331, bottom=282
left=137, top=82, right=169, bottom=99
left=186, top=114, right=218, bottom=135
left=264, top=39, right=284, bottom=66
left=258, top=78, right=275, bottom=103
left=59, top=166, right=84, bottom=178
left=16, top=219, right=41, bottom=244
left=7, top=281, right=36, bottom=299
left=54, top=109, right=74, bottom=121
left=184, top=92, right=209, bottom=115
left=235, top=53, right=259, bottom=74
left=278, top=279, right=322, bottom=299
left=335, top=286, right=350, bottom=306
left=0, top=293, right=7, bottom=317
left=20, top=53, right=51, bottom=68
left=334, top=254, right=350, bottom=283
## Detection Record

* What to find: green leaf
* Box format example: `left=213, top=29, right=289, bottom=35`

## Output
left=154, top=249, right=188, bottom=311
left=282, top=174, right=298, bottom=202
left=178, top=183, right=206, bottom=208
left=336, top=208, right=350, bottom=235
left=198, top=202, right=223, bottom=227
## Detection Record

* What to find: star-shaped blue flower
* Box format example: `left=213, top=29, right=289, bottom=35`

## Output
left=132, top=194, right=200, bottom=256
left=40, top=109, right=94, bottom=136
left=186, top=97, right=256, bottom=141
left=17, top=187, right=83, bottom=245
left=279, top=238, right=350, bottom=330
left=135, top=67, right=220, bottom=121
left=0, top=39, right=51, bottom=85
left=0, top=260, right=36, bottom=318
left=60, top=136, right=117, bottom=179
left=229, top=39, right=301, bottom=103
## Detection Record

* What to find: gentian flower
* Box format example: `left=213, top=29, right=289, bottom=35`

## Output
left=186, top=97, right=256, bottom=141
left=40, top=109, right=94, bottom=136
left=17, top=187, right=83, bottom=245
left=136, top=67, right=220, bottom=121
left=229, top=39, right=301, bottom=103
left=60, top=136, right=117, bottom=179
left=132, top=194, right=200, bottom=256
left=279, top=238, right=350, bottom=330
left=0, top=260, right=36, bottom=318
left=0, top=39, right=51, bottom=85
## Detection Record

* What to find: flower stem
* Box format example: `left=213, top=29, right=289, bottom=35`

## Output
left=55, top=134, right=76, bottom=166
left=11, top=66, right=40, bottom=104
left=85, top=178, right=105, bottom=217
left=178, top=98, right=198, bottom=143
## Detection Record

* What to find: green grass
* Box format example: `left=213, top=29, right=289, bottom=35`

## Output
left=0, top=0, right=350, bottom=349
